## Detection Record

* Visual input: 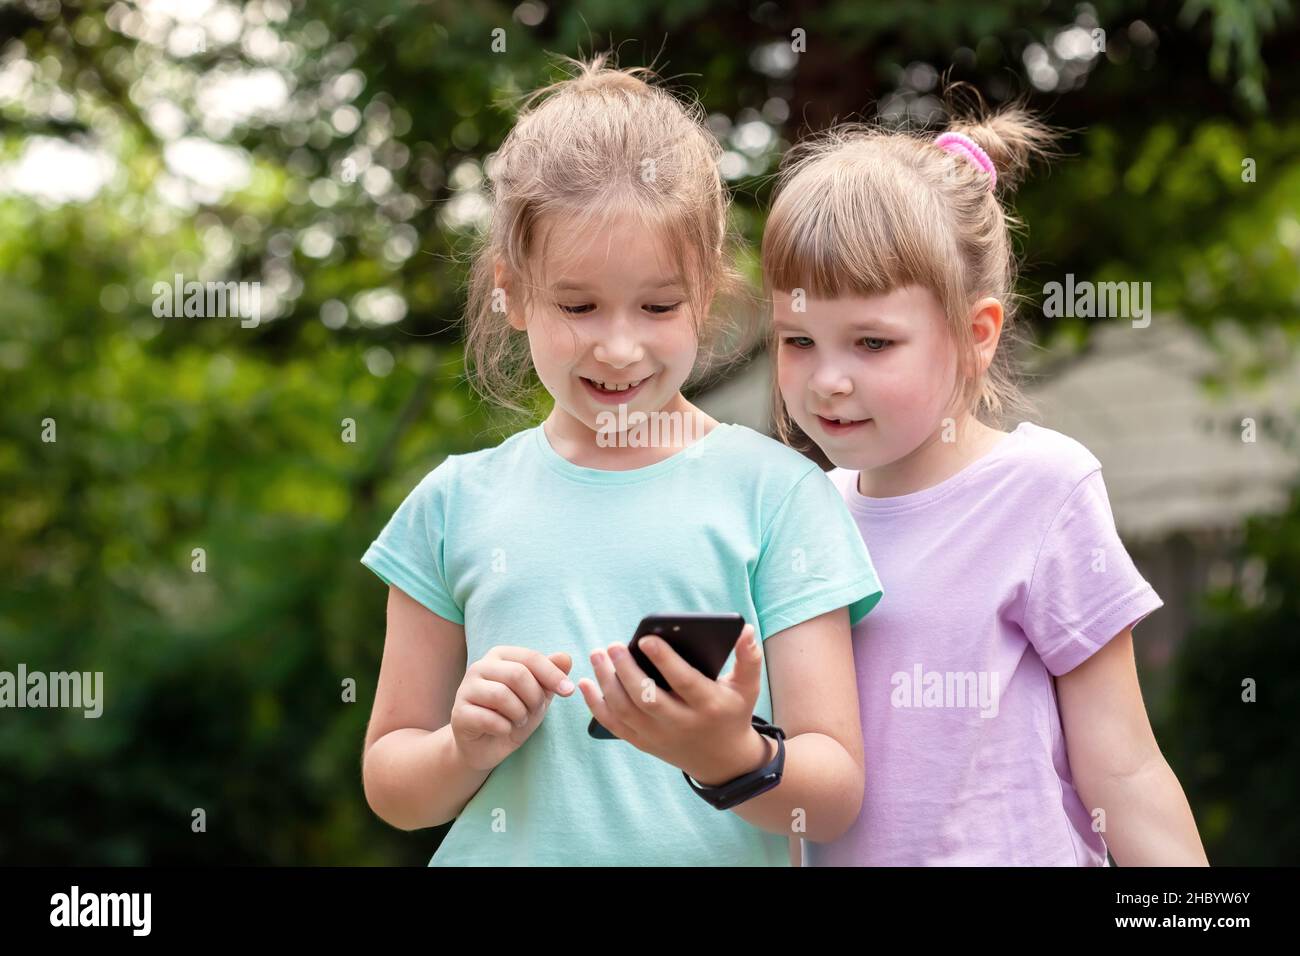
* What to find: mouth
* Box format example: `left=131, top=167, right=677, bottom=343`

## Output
left=815, top=415, right=871, bottom=435
left=581, top=374, right=653, bottom=404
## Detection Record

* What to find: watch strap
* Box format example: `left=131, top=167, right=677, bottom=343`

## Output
left=683, top=715, right=786, bottom=810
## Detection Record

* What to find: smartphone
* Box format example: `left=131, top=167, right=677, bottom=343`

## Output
left=588, top=612, right=746, bottom=740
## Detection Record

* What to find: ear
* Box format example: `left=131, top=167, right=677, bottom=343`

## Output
left=969, top=297, right=1004, bottom=372
left=493, top=260, right=526, bottom=332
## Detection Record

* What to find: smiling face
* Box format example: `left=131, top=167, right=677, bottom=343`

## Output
left=504, top=210, right=702, bottom=439
left=773, top=284, right=961, bottom=472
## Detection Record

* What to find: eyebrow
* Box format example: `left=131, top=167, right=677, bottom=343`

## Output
left=773, top=318, right=904, bottom=333
left=552, top=276, right=684, bottom=292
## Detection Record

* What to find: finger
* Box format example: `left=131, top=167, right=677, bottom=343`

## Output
left=548, top=652, right=576, bottom=694
left=464, top=675, right=530, bottom=726
left=721, top=624, right=764, bottom=702
left=590, top=647, right=642, bottom=732
left=577, top=676, right=633, bottom=741
left=634, top=635, right=716, bottom=709
left=608, top=642, right=689, bottom=719
left=477, top=660, right=547, bottom=716
left=457, top=701, right=515, bottom=738
left=492, top=646, right=576, bottom=695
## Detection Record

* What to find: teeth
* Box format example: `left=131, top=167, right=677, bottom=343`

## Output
left=590, top=378, right=643, bottom=391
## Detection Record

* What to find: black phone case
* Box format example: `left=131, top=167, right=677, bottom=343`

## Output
left=588, top=613, right=746, bottom=740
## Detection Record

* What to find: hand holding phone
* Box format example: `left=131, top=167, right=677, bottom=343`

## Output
left=579, top=612, right=771, bottom=787
left=587, top=613, right=745, bottom=739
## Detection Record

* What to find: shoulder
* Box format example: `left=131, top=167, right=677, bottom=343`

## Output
left=710, top=427, right=858, bottom=539
left=719, top=424, right=821, bottom=475
left=714, top=424, right=824, bottom=491
left=1000, top=421, right=1104, bottom=500
left=405, top=427, right=535, bottom=497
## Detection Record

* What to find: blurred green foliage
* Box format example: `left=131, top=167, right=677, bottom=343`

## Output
left=1166, top=486, right=1300, bottom=864
left=0, top=0, right=1296, bottom=864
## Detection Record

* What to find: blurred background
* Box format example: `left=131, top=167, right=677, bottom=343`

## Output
left=0, top=0, right=1296, bottom=865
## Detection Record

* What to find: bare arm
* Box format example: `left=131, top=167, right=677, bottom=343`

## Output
left=724, top=607, right=865, bottom=843
left=1056, top=627, right=1208, bottom=865
left=361, top=586, right=488, bottom=831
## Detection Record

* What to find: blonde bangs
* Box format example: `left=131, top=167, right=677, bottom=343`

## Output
left=761, top=138, right=960, bottom=313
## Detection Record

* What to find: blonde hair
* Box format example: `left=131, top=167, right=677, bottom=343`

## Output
left=761, top=87, right=1061, bottom=449
left=464, top=53, right=746, bottom=417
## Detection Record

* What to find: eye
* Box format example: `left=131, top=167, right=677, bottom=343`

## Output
left=644, top=302, right=683, bottom=315
left=781, top=336, right=814, bottom=349
left=861, top=337, right=892, bottom=352
left=557, top=303, right=595, bottom=315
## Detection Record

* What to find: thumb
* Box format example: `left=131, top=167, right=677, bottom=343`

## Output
left=726, top=624, right=764, bottom=703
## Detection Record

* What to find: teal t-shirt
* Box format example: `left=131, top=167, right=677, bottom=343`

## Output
left=361, top=421, right=883, bottom=866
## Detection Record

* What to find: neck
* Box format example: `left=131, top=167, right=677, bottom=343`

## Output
left=542, top=392, right=719, bottom=470
left=857, top=414, right=1007, bottom=498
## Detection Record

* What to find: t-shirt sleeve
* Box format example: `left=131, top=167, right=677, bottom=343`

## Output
left=751, top=467, right=884, bottom=639
left=1022, top=469, right=1163, bottom=675
left=360, top=462, right=463, bottom=624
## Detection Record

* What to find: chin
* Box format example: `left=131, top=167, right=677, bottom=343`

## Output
left=825, top=449, right=876, bottom=471
left=808, top=432, right=885, bottom=472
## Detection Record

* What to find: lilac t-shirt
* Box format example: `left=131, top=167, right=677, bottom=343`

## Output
left=807, top=422, right=1163, bottom=866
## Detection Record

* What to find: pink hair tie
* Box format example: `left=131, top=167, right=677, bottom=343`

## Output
left=934, top=131, right=996, bottom=190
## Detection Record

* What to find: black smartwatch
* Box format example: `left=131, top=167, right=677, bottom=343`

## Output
left=683, top=715, right=786, bottom=810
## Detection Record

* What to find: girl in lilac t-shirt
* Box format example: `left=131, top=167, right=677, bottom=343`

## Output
left=758, top=99, right=1209, bottom=865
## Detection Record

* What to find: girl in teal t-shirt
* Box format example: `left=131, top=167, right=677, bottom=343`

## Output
left=359, top=54, right=882, bottom=866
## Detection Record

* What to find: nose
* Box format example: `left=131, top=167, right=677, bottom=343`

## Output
left=591, top=315, right=645, bottom=369
left=809, top=360, right=853, bottom=399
